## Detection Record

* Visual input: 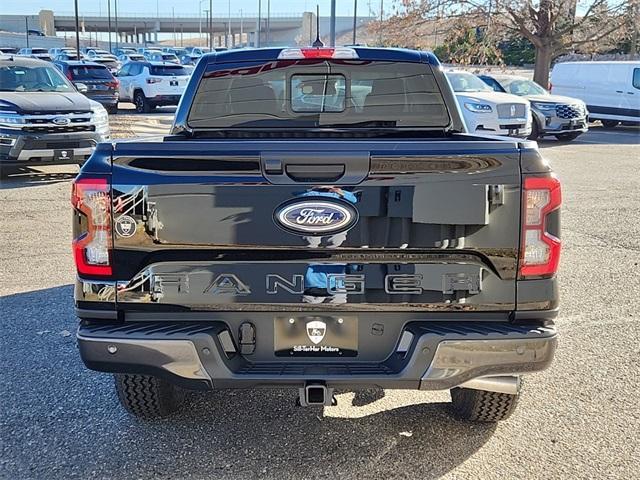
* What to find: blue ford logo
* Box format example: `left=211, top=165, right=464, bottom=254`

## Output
left=274, top=198, right=358, bottom=236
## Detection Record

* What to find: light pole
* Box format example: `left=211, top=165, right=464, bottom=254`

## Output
left=257, top=0, right=261, bottom=47
left=107, top=0, right=112, bottom=52
left=266, top=0, right=270, bottom=45
left=209, top=0, right=213, bottom=50
left=352, top=0, right=357, bottom=45
left=114, top=0, right=119, bottom=49
left=228, top=0, right=232, bottom=47
left=330, top=0, right=336, bottom=46
left=74, top=0, right=80, bottom=57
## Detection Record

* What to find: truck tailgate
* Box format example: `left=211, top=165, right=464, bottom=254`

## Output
left=110, top=138, right=521, bottom=312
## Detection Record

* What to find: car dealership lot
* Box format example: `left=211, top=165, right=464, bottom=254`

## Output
left=1, top=122, right=638, bottom=479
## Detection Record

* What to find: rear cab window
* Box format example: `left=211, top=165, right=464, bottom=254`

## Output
left=70, top=65, right=113, bottom=80
left=188, top=57, right=450, bottom=130
left=151, top=65, right=189, bottom=76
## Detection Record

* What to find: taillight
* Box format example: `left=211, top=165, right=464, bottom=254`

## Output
left=277, top=47, right=359, bottom=60
left=107, top=79, right=119, bottom=88
left=519, top=176, right=561, bottom=278
left=66, top=70, right=74, bottom=81
left=72, top=177, right=113, bottom=276
left=146, top=77, right=162, bottom=84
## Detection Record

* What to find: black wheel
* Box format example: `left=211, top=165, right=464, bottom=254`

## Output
left=601, top=120, right=619, bottom=129
left=106, top=104, right=118, bottom=114
left=555, top=132, right=581, bottom=142
left=114, top=374, right=185, bottom=419
left=134, top=91, right=152, bottom=113
left=527, top=119, right=540, bottom=140
left=450, top=386, right=520, bottom=422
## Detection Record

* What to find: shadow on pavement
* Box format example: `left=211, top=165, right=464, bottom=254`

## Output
left=0, top=168, right=77, bottom=190
left=1, top=285, right=496, bottom=479
left=537, top=124, right=640, bottom=148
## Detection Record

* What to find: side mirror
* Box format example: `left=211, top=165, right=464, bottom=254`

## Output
left=75, top=82, right=88, bottom=93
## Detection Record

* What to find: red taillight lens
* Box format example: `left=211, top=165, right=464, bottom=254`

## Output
left=519, top=176, right=561, bottom=278
left=106, top=79, right=119, bottom=88
left=146, top=77, right=162, bottom=84
left=66, top=70, right=74, bottom=81
left=72, top=177, right=113, bottom=276
left=277, top=47, right=359, bottom=60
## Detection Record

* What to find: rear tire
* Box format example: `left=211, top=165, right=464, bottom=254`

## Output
left=114, top=374, right=185, bottom=419
left=555, top=132, right=581, bottom=142
left=601, top=120, right=619, bottom=129
left=134, top=91, right=152, bottom=113
left=106, top=104, right=118, bottom=114
left=450, top=386, right=520, bottom=422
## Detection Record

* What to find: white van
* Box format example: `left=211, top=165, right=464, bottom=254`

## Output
left=550, top=61, right=640, bottom=127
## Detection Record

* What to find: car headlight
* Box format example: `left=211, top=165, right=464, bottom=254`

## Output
left=0, top=111, right=26, bottom=128
left=91, top=105, right=110, bottom=135
left=464, top=102, right=493, bottom=113
left=531, top=102, right=557, bottom=111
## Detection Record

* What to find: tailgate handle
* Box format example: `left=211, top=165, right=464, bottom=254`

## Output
left=285, top=164, right=345, bottom=182
left=261, top=152, right=369, bottom=185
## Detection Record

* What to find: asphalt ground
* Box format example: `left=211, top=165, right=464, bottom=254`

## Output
left=0, top=120, right=639, bottom=479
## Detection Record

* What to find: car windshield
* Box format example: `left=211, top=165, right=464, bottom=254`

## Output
left=162, top=54, right=178, bottom=61
left=32, top=49, right=49, bottom=54
left=70, top=65, right=113, bottom=80
left=446, top=72, right=493, bottom=93
left=150, top=65, right=189, bottom=76
left=188, top=60, right=450, bottom=129
left=0, top=64, right=73, bottom=92
left=500, top=78, right=548, bottom=96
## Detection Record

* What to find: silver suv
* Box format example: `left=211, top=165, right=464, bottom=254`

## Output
left=479, top=74, right=588, bottom=142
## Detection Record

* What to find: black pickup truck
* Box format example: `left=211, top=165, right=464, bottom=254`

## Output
left=73, top=47, right=560, bottom=422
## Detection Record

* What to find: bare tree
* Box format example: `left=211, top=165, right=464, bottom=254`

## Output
left=376, top=0, right=630, bottom=85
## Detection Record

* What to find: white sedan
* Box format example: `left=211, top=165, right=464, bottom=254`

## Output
left=446, top=71, right=532, bottom=138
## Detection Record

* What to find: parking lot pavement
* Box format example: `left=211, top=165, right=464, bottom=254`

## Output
left=1, top=125, right=639, bottom=479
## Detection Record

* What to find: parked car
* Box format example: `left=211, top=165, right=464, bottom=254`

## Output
left=27, top=29, right=45, bottom=36
left=161, top=47, right=185, bottom=55
left=185, top=46, right=212, bottom=57
left=89, top=57, right=120, bottom=75
left=113, top=47, right=137, bottom=57
left=53, top=60, right=119, bottom=113
left=116, top=61, right=190, bottom=112
left=144, top=52, right=180, bottom=64
left=0, top=56, right=110, bottom=177
left=74, top=47, right=560, bottom=422
left=478, top=74, right=588, bottom=141
left=446, top=71, right=531, bottom=137
left=117, top=53, right=146, bottom=63
left=49, top=47, right=75, bottom=58
left=178, top=53, right=199, bottom=65
left=84, top=49, right=118, bottom=62
left=53, top=51, right=84, bottom=62
left=16, top=47, right=52, bottom=61
left=550, top=61, right=640, bottom=128
left=0, top=47, right=18, bottom=55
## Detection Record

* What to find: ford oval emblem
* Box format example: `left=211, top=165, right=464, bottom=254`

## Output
left=52, top=116, right=70, bottom=125
left=274, top=198, right=358, bottom=236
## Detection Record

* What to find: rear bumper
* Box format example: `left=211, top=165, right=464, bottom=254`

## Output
left=77, top=320, right=557, bottom=391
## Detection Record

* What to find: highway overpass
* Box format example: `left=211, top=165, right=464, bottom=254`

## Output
left=0, top=10, right=375, bottom=48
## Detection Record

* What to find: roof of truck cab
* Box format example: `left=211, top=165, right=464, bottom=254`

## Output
left=201, top=47, right=440, bottom=65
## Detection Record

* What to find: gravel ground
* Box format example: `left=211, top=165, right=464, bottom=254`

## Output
left=0, top=120, right=638, bottom=479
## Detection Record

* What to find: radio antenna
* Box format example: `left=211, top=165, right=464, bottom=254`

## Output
left=312, top=4, right=324, bottom=47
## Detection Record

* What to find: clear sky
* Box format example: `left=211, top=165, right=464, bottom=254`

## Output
left=4, top=0, right=381, bottom=17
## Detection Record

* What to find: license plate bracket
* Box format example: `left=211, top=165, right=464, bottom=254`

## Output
left=274, top=315, right=358, bottom=357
